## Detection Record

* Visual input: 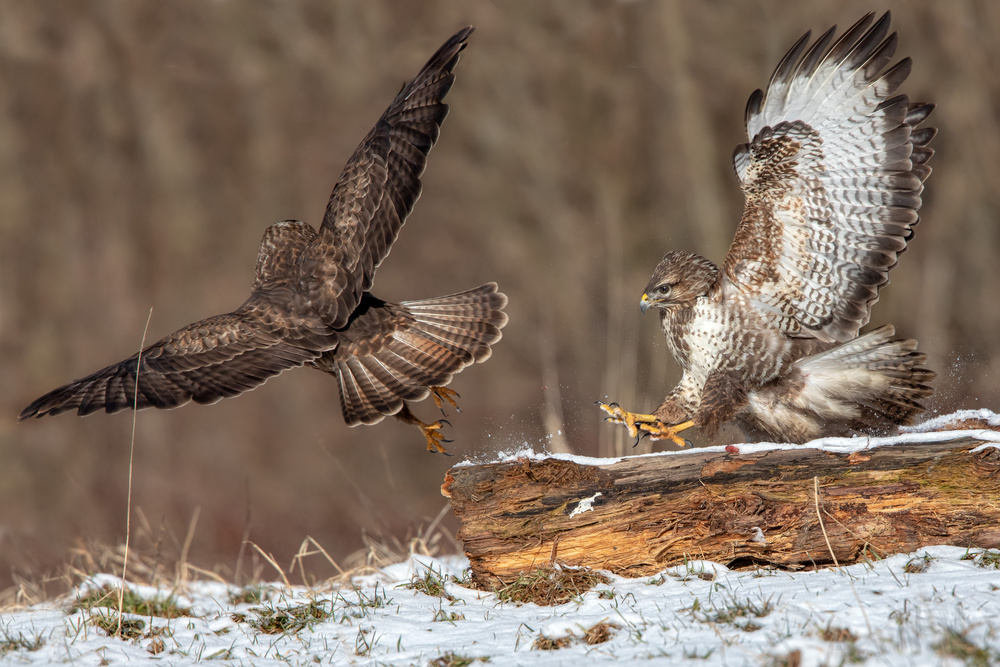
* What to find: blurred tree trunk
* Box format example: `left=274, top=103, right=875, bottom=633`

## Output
left=443, top=435, right=1000, bottom=586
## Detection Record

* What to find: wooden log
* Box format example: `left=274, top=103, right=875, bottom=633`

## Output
left=441, top=434, right=1000, bottom=587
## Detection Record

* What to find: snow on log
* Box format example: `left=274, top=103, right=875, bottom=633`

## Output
left=442, top=421, right=1000, bottom=587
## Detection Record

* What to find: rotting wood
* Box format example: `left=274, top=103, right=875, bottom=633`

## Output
left=442, top=435, right=1000, bottom=586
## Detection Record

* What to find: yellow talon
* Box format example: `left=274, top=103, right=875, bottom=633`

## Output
left=597, top=401, right=659, bottom=438
left=597, top=401, right=694, bottom=447
left=637, top=419, right=695, bottom=448
left=416, top=419, right=451, bottom=454
left=396, top=404, right=453, bottom=455
left=431, top=386, right=461, bottom=415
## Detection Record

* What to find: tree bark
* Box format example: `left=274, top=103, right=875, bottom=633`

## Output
left=441, top=436, right=1000, bottom=587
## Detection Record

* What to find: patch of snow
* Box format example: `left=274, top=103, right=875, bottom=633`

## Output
left=568, top=492, right=602, bottom=518
left=903, top=408, right=1000, bottom=432
left=1, top=546, right=998, bottom=665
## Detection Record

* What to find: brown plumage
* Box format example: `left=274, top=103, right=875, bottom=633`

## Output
left=19, top=26, right=508, bottom=453
left=601, top=12, right=935, bottom=445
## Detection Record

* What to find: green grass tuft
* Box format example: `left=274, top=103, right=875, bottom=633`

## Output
left=0, top=629, right=44, bottom=656
left=400, top=566, right=456, bottom=601
left=73, top=584, right=189, bottom=619
left=229, top=584, right=269, bottom=606
left=934, top=628, right=996, bottom=667
left=961, top=549, right=1000, bottom=569
left=904, top=553, right=935, bottom=574
left=689, top=591, right=775, bottom=631
left=243, top=599, right=334, bottom=635
left=90, top=612, right=146, bottom=639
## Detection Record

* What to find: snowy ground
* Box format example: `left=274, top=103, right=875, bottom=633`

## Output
left=0, top=547, right=997, bottom=665
left=2, top=412, right=998, bottom=665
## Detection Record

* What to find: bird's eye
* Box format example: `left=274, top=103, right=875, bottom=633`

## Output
left=657, top=284, right=672, bottom=296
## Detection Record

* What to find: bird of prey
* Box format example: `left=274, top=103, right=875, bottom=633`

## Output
left=600, top=12, right=935, bottom=446
left=19, top=26, right=508, bottom=453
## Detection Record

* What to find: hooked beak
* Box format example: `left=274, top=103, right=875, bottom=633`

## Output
left=639, top=293, right=651, bottom=314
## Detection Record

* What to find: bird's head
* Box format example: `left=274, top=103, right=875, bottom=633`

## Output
left=640, top=251, right=719, bottom=313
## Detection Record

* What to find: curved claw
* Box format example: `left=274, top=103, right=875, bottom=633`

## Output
left=395, top=405, right=455, bottom=454
left=431, top=387, right=462, bottom=416
left=598, top=401, right=695, bottom=447
left=597, top=401, right=659, bottom=438
left=635, top=419, right=696, bottom=448
left=419, top=421, right=451, bottom=454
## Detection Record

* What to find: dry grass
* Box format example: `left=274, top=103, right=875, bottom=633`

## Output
left=533, top=619, right=620, bottom=650
left=493, top=565, right=611, bottom=606
left=0, top=504, right=459, bottom=611
left=532, top=634, right=574, bottom=651
left=428, top=652, right=489, bottom=667
left=818, top=626, right=859, bottom=643
left=583, top=620, right=619, bottom=645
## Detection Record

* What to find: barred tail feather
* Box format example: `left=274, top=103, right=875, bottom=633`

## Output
left=331, top=283, right=508, bottom=426
left=742, top=324, right=934, bottom=443
left=795, top=324, right=935, bottom=430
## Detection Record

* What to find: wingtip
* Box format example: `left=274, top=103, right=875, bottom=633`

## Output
left=17, top=396, right=49, bottom=422
left=442, top=25, right=477, bottom=57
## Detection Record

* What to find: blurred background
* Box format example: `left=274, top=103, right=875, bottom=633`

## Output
left=1, top=0, right=998, bottom=590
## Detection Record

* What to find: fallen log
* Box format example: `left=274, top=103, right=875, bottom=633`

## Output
left=442, top=429, right=1000, bottom=587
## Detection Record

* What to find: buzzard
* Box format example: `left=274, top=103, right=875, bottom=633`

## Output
left=19, top=26, right=508, bottom=453
left=600, top=12, right=935, bottom=445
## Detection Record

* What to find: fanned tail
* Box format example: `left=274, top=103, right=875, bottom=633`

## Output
left=327, top=283, right=508, bottom=426
left=796, top=324, right=935, bottom=430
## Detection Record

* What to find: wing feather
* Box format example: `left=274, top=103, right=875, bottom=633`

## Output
left=726, top=11, right=935, bottom=343
left=18, top=305, right=327, bottom=421
left=299, top=26, right=475, bottom=328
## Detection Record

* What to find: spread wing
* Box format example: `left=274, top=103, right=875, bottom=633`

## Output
left=723, top=12, right=935, bottom=343
left=17, top=299, right=326, bottom=421
left=298, top=26, right=474, bottom=329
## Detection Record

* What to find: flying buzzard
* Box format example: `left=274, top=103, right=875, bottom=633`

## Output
left=600, top=12, right=935, bottom=445
left=19, top=26, right=508, bottom=453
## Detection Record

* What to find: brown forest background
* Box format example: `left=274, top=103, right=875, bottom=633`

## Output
left=2, top=0, right=999, bottom=589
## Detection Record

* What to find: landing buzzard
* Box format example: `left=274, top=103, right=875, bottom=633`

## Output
left=19, top=26, right=508, bottom=453
left=601, top=12, right=935, bottom=445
